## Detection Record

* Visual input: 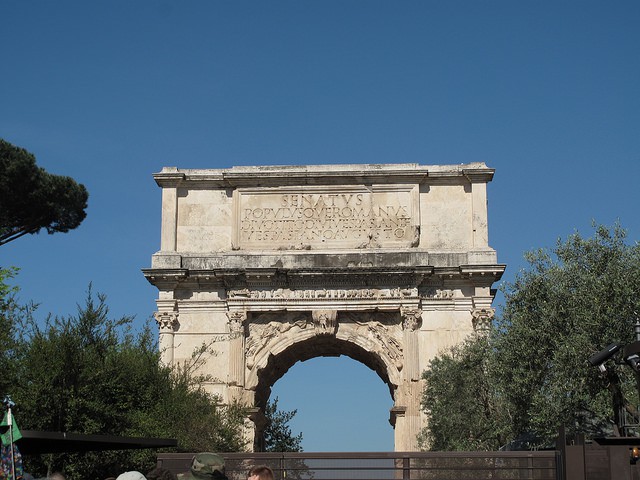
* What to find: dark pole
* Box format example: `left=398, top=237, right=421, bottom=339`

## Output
left=635, top=320, right=640, bottom=415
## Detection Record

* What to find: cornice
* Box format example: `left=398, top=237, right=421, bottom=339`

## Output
left=143, top=263, right=505, bottom=290
left=460, top=264, right=506, bottom=281
left=153, top=162, right=494, bottom=188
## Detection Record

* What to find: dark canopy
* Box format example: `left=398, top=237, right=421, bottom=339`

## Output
left=16, top=430, right=177, bottom=454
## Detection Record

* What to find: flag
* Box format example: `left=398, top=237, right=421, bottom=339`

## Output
left=0, top=411, right=22, bottom=446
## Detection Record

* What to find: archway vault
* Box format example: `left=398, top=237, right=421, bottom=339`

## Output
left=144, top=163, right=505, bottom=451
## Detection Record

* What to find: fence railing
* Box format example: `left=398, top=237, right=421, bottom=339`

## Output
left=157, top=451, right=561, bottom=480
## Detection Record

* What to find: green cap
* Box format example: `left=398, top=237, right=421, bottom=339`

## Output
left=177, top=452, right=227, bottom=480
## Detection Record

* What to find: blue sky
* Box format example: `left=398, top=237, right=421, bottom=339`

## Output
left=1, top=1, right=639, bottom=452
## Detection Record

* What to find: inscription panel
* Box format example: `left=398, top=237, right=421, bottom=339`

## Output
left=234, top=185, right=419, bottom=250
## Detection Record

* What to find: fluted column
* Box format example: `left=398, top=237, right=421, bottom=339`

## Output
left=227, top=310, right=247, bottom=389
left=401, top=307, right=422, bottom=381
left=398, top=307, right=422, bottom=451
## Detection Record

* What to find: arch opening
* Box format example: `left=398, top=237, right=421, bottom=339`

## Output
left=270, top=356, right=395, bottom=451
left=254, top=334, right=396, bottom=411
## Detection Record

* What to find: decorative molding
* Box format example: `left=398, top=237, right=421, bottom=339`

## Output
left=345, top=311, right=398, bottom=325
left=422, top=288, right=455, bottom=299
left=228, top=287, right=418, bottom=300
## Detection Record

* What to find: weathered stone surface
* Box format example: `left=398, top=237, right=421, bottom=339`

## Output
left=143, top=162, right=505, bottom=452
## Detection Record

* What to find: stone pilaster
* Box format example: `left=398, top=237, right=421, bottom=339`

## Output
left=153, top=310, right=179, bottom=365
left=464, top=168, right=491, bottom=249
left=401, top=307, right=422, bottom=381
left=227, top=310, right=247, bottom=387
left=392, top=379, right=424, bottom=451
left=248, top=407, right=268, bottom=452
left=399, top=307, right=423, bottom=451
left=160, top=167, right=184, bottom=252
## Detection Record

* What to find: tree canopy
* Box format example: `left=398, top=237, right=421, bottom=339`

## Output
left=420, top=224, right=640, bottom=450
left=0, top=274, right=304, bottom=478
left=1, top=286, right=247, bottom=478
left=419, top=334, right=510, bottom=450
left=0, top=139, right=88, bottom=246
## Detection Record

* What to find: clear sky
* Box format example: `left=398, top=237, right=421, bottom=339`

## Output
left=1, top=1, right=639, bottom=452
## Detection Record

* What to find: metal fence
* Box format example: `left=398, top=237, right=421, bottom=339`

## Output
left=157, top=451, right=561, bottom=480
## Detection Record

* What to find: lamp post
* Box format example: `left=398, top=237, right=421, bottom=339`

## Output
left=589, top=318, right=640, bottom=437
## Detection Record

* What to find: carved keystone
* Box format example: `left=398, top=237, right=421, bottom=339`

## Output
left=312, top=310, right=338, bottom=335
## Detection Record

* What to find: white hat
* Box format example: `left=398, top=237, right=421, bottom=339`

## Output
left=116, top=472, right=146, bottom=480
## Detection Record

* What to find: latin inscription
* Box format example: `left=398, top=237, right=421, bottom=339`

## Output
left=236, top=188, right=418, bottom=249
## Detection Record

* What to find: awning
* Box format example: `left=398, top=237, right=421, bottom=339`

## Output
left=16, top=430, right=177, bottom=454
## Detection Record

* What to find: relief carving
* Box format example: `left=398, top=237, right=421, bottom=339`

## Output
left=245, top=312, right=311, bottom=369
left=422, top=288, right=455, bottom=299
left=228, top=287, right=418, bottom=300
left=346, top=311, right=398, bottom=325
left=363, top=322, right=403, bottom=370
left=338, top=315, right=403, bottom=370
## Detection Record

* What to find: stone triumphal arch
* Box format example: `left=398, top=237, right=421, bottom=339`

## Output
left=143, top=163, right=504, bottom=451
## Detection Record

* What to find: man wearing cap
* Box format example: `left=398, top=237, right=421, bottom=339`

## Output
left=177, top=453, right=227, bottom=480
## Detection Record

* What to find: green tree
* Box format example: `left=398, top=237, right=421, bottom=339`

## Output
left=0, top=267, right=23, bottom=396
left=420, top=224, right=640, bottom=450
left=494, top=224, right=640, bottom=446
left=263, top=397, right=303, bottom=452
left=419, top=334, right=509, bottom=450
left=6, top=288, right=246, bottom=479
left=0, top=139, right=88, bottom=246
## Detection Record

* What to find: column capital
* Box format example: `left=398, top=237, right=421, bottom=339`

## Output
left=401, top=307, right=422, bottom=331
left=154, top=311, right=179, bottom=333
left=471, top=307, right=495, bottom=332
left=227, top=310, right=247, bottom=333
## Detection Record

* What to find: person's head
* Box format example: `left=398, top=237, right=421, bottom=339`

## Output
left=177, top=452, right=227, bottom=480
left=146, top=467, right=178, bottom=480
left=248, top=465, right=274, bottom=480
left=116, top=472, right=147, bottom=480
left=49, top=474, right=66, bottom=480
